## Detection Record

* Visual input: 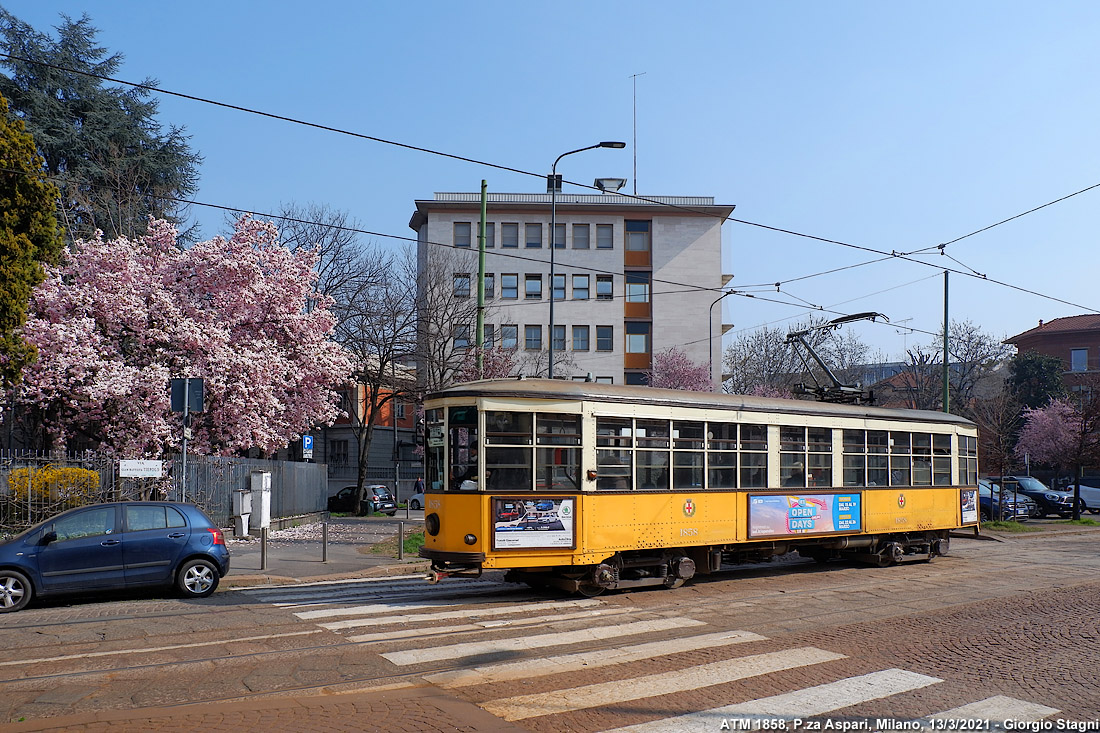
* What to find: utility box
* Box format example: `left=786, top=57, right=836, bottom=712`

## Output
left=232, top=488, right=252, bottom=536
left=249, top=471, right=272, bottom=531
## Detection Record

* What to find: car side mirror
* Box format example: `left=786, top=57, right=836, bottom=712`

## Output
left=41, top=531, right=57, bottom=545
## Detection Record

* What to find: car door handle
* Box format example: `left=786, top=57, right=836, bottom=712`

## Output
left=100, top=539, right=121, bottom=546
left=167, top=532, right=186, bottom=539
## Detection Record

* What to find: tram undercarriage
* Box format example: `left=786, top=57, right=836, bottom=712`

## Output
left=487, top=530, right=952, bottom=596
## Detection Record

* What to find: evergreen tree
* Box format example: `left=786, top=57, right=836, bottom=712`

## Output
left=0, top=92, right=64, bottom=389
left=0, top=9, right=201, bottom=241
left=1008, top=350, right=1066, bottom=410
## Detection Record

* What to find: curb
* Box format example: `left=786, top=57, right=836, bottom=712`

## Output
left=221, top=560, right=432, bottom=588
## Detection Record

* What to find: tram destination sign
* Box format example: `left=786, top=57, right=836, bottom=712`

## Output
left=748, top=493, right=862, bottom=539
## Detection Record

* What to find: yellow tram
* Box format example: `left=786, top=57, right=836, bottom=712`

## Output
left=419, top=379, right=979, bottom=595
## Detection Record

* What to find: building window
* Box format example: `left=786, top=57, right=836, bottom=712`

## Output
left=596, top=223, right=613, bottom=249
left=553, top=223, right=566, bottom=249
left=395, top=403, right=407, bottom=419
left=330, top=439, right=349, bottom=465
left=573, top=325, right=590, bottom=351
left=501, top=273, right=518, bottom=299
left=525, top=274, right=543, bottom=299
left=625, top=321, right=650, bottom=354
left=525, top=223, right=542, bottom=248
left=552, top=325, right=566, bottom=351
left=501, top=324, right=518, bottom=350
left=453, top=323, right=471, bottom=349
left=625, top=271, right=651, bottom=303
left=625, top=220, right=651, bottom=251
left=595, top=376, right=614, bottom=384
left=484, top=273, right=495, bottom=299
left=572, top=274, right=589, bottom=300
left=479, top=221, right=495, bottom=248
left=596, top=275, right=613, bottom=301
left=453, top=273, right=471, bottom=298
left=502, top=223, right=519, bottom=248
left=573, top=223, right=590, bottom=249
left=625, top=372, right=648, bottom=386
left=596, top=325, right=614, bottom=351
left=453, top=222, right=472, bottom=248
left=525, top=325, right=542, bottom=350
left=483, top=324, right=495, bottom=348
left=1071, top=348, right=1088, bottom=372
left=552, top=273, right=566, bottom=301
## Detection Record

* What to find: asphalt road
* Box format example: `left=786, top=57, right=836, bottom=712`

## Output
left=2, top=522, right=1099, bottom=730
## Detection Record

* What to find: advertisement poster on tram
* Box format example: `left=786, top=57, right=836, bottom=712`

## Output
left=748, top=493, right=862, bottom=538
left=960, top=489, right=978, bottom=524
left=492, top=497, right=575, bottom=549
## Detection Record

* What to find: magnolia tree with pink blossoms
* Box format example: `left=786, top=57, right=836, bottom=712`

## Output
left=19, top=216, right=353, bottom=457
left=645, top=348, right=713, bottom=392
left=1015, top=394, right=1100, bottom=519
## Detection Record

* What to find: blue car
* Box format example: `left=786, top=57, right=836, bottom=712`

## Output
left=0, top=502, right=230, bottom=613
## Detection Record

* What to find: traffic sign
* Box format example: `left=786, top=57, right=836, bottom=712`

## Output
left=303, top=434, right=314, bottom=459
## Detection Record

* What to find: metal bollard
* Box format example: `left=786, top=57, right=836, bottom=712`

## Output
left=260, top=527, right=268, bottom=571
left=322, top=522, right=328, bottom=563
left=397, top=521, right=404, bottom=560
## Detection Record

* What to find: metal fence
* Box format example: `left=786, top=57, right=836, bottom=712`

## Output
left=0, top=450, right=328, bottom=536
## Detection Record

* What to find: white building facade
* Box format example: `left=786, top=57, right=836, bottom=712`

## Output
left=409, top=192, right=734, bottom=385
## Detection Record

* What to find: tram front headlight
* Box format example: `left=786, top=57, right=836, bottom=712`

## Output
left=464, top=534, right=477, bottom=545
left=425, top=513, right=441, bottom=536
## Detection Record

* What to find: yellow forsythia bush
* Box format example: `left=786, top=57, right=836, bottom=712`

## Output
left=7, top=465, right=100, bottom=504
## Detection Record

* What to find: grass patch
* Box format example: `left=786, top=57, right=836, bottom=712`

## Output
left=981, top=520, right=1042, bottom=533
left=1053, top=517, right=1100, bottom=526
left=368, top=530, right=425, bottom=556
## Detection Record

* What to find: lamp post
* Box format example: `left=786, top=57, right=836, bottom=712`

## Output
left=548, top=141, right=625, bottom=379
left=709, top=289, right=736, bottom=388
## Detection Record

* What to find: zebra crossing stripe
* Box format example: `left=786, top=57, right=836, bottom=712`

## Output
left=481, top=646, right=846, bottom=722
left=928, top=695, right=1059, bottom=721
left=380, top=617, right=707, bottom=666
left=602, top=668, right=941, bottom=732
left=346, top=608, right=632, bottom=643
left=425, top=629, right=767, bottom=688
left=317, top=598, right=604, bottom=628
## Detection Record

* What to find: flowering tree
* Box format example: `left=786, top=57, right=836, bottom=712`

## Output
left=18, top=216, right=352, bottom=456
left=646, top=347, right=713, bottom=392
left=1016, top=393, right=1100, bottom=519
left=456, top=345, right=517, bottom=383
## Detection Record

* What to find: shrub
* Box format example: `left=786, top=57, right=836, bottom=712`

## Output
left=7, top=465, right=100, bottom=506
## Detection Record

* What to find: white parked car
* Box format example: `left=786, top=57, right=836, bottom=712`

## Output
left=408, top=491, right=425, bottom=510
left=1063, top=483, right=1100, bottom=514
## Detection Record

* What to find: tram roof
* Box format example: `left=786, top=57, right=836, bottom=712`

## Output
left=425, top=378, right=976, bottom=428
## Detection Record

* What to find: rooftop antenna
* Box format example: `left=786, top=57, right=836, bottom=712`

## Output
left=631, top=72, right=646, bottom=195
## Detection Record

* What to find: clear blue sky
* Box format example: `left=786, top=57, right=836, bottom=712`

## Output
left=9, top=1, right=1100, bottom=361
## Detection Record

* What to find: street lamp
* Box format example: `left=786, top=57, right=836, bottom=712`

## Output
left=709, top=289, right=736, bottom=388
left=548, top=141, right=625, bottom=379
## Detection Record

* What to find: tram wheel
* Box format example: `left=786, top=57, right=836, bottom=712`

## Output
left=577, top=583, right=606, bottom=597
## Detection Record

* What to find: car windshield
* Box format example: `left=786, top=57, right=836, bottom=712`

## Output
left=1016, top=477, right=1052, bottom=492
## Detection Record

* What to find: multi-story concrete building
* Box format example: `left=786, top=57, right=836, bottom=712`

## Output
left=409, top=191, right=735, bottom=385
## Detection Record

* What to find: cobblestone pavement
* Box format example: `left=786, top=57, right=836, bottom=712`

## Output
left=2, top=525, right=1098, bottom=731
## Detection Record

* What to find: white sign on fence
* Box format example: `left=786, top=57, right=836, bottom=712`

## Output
left=119, top=460, right=163, bottom=478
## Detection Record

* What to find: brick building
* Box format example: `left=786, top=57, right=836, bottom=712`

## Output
left=1005, top=315, right=1100, bottom=374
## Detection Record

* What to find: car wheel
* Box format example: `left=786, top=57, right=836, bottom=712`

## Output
left=410, top=499, right=421, bottom=510
left=980, top=510, right=990, bottom=522
left=177, top=559, right=220, bottom=598
left=0, top=569, right=32, bottom=613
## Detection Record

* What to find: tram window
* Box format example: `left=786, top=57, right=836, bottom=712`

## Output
left=741, top=452, right=767, bottom=488
left=486, top=447, right=532, bottom=491
left=636, top=449, right=669, bottom=490
left=843, top=430, right=865, bottom=453
left=843, top=454, right=865, bottom=487
left=536, top=413, right=580, bottom=491
left=781, top=453, right=806, bottom=488
left=596, top=418, right=632, bottom=448
left=674, top=450, right=705, bottom=489
left=673, top=421, right=705, bottom=450
left=537, top=414, right=581, bottom=446
left=890, top=432, right=911, bottom=454
left=807, top=427, right=831, bottom=452
left=959, top=435, right=978, bottom=485
left=636, top=420, right=670, bottom=448
left=808, top=453, right=832, bottom=487
left=867, top=430, right=889, bottom=453
left=868, top=455, right=888, bottom=486
left=740, top=424, right=767, bottom=451
left=913, top=433, right=931, bottom=455
left=597, top=448, right=632, bottom=490
left=485, top=411, right=533, bottom=445
left=780, top=427, right=805, bottom=452
left=933, top=457, right=952, bottom=485
left=913, top=457, right=932, bottom=486
left=933, top=434, right=951, bottom=455
left=425, top=408, right=445, bottom=492
left=708, top=422, right=737, bottom=451
left=448, top=406, right=479, bottom=491
left=708, top=451, right=736, bottom=489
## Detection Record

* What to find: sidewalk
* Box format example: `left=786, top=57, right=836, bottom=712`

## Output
left=222, top=514, right=432, bottom=588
